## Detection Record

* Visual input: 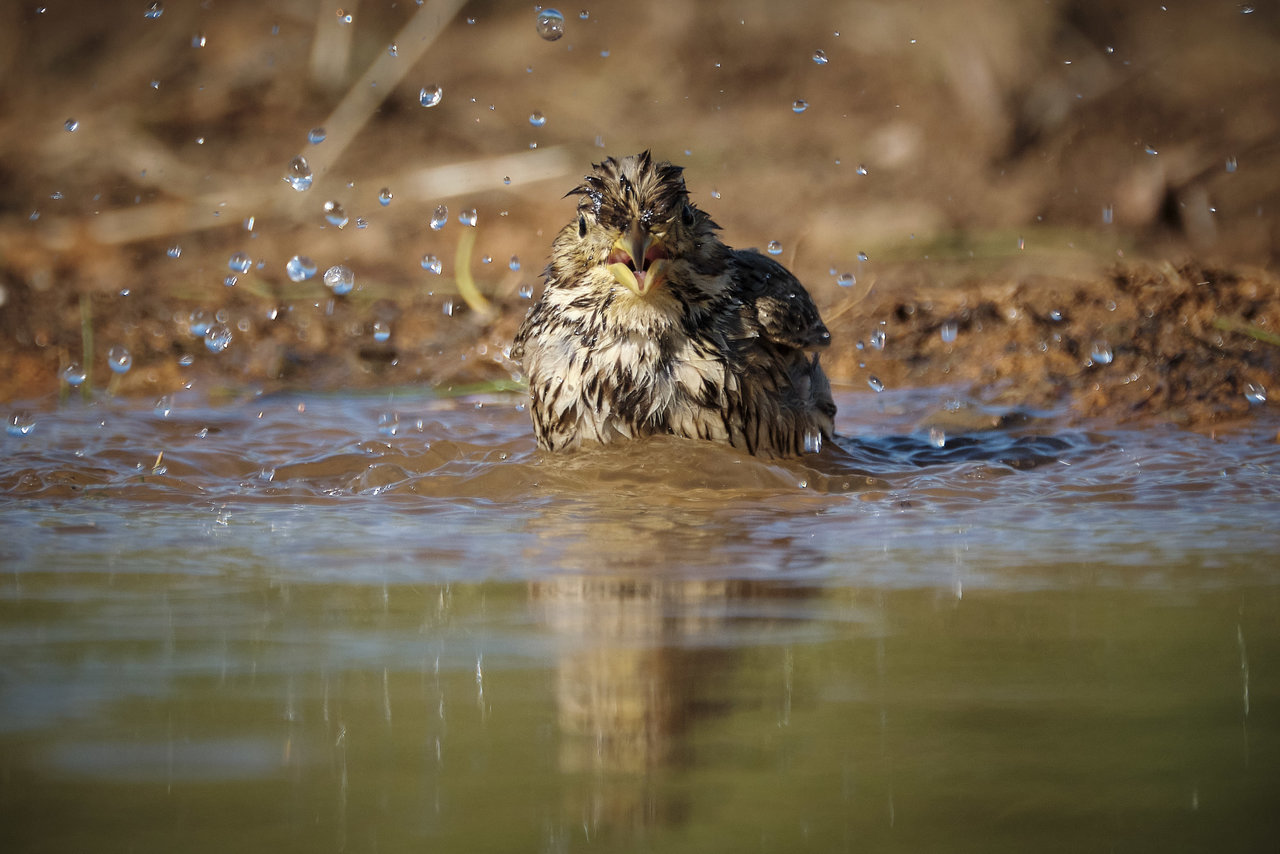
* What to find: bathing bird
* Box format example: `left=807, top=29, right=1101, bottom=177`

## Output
left=512, top=151, right=835, bottom=457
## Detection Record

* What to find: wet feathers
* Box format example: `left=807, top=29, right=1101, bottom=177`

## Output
left=512, top=151, right=835, bottom=458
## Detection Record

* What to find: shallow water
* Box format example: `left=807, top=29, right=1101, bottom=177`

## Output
left=2, top=387, right=1278, bottom=851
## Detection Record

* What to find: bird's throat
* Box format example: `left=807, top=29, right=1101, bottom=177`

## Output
left=609, top=258, right=667, bottom=296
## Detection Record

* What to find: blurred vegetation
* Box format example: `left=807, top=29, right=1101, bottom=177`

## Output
left=1, top=0, right=1278, bottom=405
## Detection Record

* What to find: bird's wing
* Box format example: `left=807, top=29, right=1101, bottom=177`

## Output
left=730, top=249, right=831, bottom=350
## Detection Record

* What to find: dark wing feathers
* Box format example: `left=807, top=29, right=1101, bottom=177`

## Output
left=730, top=249, right=831, bottom=350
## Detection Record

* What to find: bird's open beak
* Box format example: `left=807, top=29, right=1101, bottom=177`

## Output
left=606, top=225, right=669, bottom=296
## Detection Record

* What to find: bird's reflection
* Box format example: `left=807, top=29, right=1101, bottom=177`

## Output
left=523, top=467, right=825, bottom=838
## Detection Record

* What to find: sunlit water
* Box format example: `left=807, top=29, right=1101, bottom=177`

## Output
left=2, top=387, right=1277, bottom=851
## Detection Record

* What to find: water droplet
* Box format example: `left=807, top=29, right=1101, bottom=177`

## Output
left=388, top=43, right=398, bottom=57
left=868, top=375, right=885, bottom=392
left=518, top=283, right=534, bottom=299
left=50, top=191, right=63, bottom=201
left=1226, top=156, right=1238, bottom=173
left=188, top=309, right=212, bottom=336
left=243, top=215, right=256, bottom=232
left=836, top=272, right=855, bottom=288
left=509, top=255, right=521, bottom=271
left=1048, top=309, right=1064, bottom=322
left=419, top=84, right=443, bottom=107
left=481, top=255, right=492, bottom=265
left=442, top=300, right=454, bottom=317
left=1090, top=340, right=1113, bottom=365
left=378, top=187, right=393, bottom=206
left=579, top=9, right=590, bottom=19
left=191, top=32, right=207, bottom=48
left=373, top=321, right=391, bottom=342
left=536, top=8, right=565, bottom=40
left=323, top=200, right=349, bottom=228
left=154, top=396, right=173, bottom=417
left=1144, top=144, right=1158, bottom=156
left=284, top=155, right=313, bottom=191
left=377, top=412, right=400, bottom=436
left=803, top=430, right=823, bottom=454
left=6, top=412, right=35, bottom=437
left=529, top=111, right=547, bottom=127
left=812, top=49, right=828, bottom=65
left=323, top=264, right=355, bottom=295
left=1244, top=382, right=1267, bottom=404
left=869, top=329, right=886, bottom=350
left=107, top=345, right=132, bottom=374
left=855, top=164, right=869, bottom=176
left=355, top=217, right=368, bottom=230
left=143, top=1, right=163, bottom=19
left=64, top=118, right=79, bottom=132
left=792, top=99, right=809, bottom=113
left=928, top=426, right=946, bottom=448
left=458, top=208, right=478, bottom=227
left=336, top=9, right=353, bottom=24
left=61, top=363, right=86, bottom=387
left=228, top=252, right=252, bottom=274
left=204, top=322, right=233, bottom=353
left=223, top=275, right=238, bottom=288
left=1017, top=236, right=1025, bottom=251
left=167, top=245, right=182, bottom=259
left=857, top=251, right=869, bottom=262
left=177, top=354, right=194, bottom=367
left=430, top=204, right=448, bottom=230
left=307, top=126, right=326, bottom=144
left=421, top=254, right=443, bottom=274
left=286, top=255, right=317, bottom=282
left=766, top=240, right=783, bottom=255
left=940, top=321, right=958, bottom=343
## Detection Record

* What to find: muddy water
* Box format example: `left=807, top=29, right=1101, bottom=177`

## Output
left=2, top=388, right=1278, bottom=851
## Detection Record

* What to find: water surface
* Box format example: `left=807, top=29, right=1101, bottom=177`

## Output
left=2, top=388, right=1277, bottom=851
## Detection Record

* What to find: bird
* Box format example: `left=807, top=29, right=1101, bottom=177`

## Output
left=511, top=151, right=835, bottom=458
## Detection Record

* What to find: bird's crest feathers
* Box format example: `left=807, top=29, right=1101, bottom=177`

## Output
left=567, top=150, right=690, bottom=231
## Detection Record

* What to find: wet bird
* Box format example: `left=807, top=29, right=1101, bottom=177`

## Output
left=512, top=151, right=835, bottom=457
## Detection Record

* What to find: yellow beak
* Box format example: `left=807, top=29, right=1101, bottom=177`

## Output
left=607, top=225, right=668, bottom=296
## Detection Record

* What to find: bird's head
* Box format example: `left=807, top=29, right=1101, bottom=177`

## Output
left=565, top=151, right=717, bottom=298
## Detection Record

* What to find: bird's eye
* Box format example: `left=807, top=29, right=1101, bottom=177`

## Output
left=681, top=203, right=695, bottom=227
left=577, top=213, right=587, bottom=238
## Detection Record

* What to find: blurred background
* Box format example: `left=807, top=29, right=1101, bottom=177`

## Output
left=1, top=0, right=1278, bottom=401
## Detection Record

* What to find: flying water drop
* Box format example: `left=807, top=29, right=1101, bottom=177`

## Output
left=143, top=1, right=163, bottom=19
left=868, top=375, right=885, bottom=392
left=509, top=255, right=521, bottom=271
left=792, top=99, right=809, bottom=113
left=284, top=155, right=313, bottom=191
left=869, top=328, right=886, bottom=350
left=6, top=413, right=35, bottom=437
left=204, top=323, right=233, bottom=353
left=61, top=363, right=86, bottom=387
left=286, top=255, right=317, bottom=282
left=421, top=254, right=443, bottom=275
left=228, top=252, right=251, bottom=274
left=324, top=265, right=355, bottom=295
left=419, top=84, right=443, bottom=107
left=518, top=283, right=534, bottom=299
left=308, top=127, right=326, bottom=144
left=430, top=204, right=448, bottom=230
left=529, top=112, right=547, bottom=127
left=940, top=321, right=958, bottom=343
left=836, top=272, right=855, bottom=288
left=323, top=200, right=349, bottom=228
left=536, top=9, right=565, bottom=40
left=64, top=118, right=79, bottom=132
left=812, top=49, right=828, bottom=65
left=372, top=321, right=391, bottom=343
left=1090, top=340, right=1114, bottom=365
left=167, top=245, right=182, bottom=259
left=458, top=208, right=478, bottom=227
left=108, top=345, right=132, bottom=374
left=766, top=240, right=783, bottom=255
left=928, top=426, right=946, bottom=448
left=378, top=187, right=393, bottom=206
left=1244, top=382, right=1267, bottom=404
